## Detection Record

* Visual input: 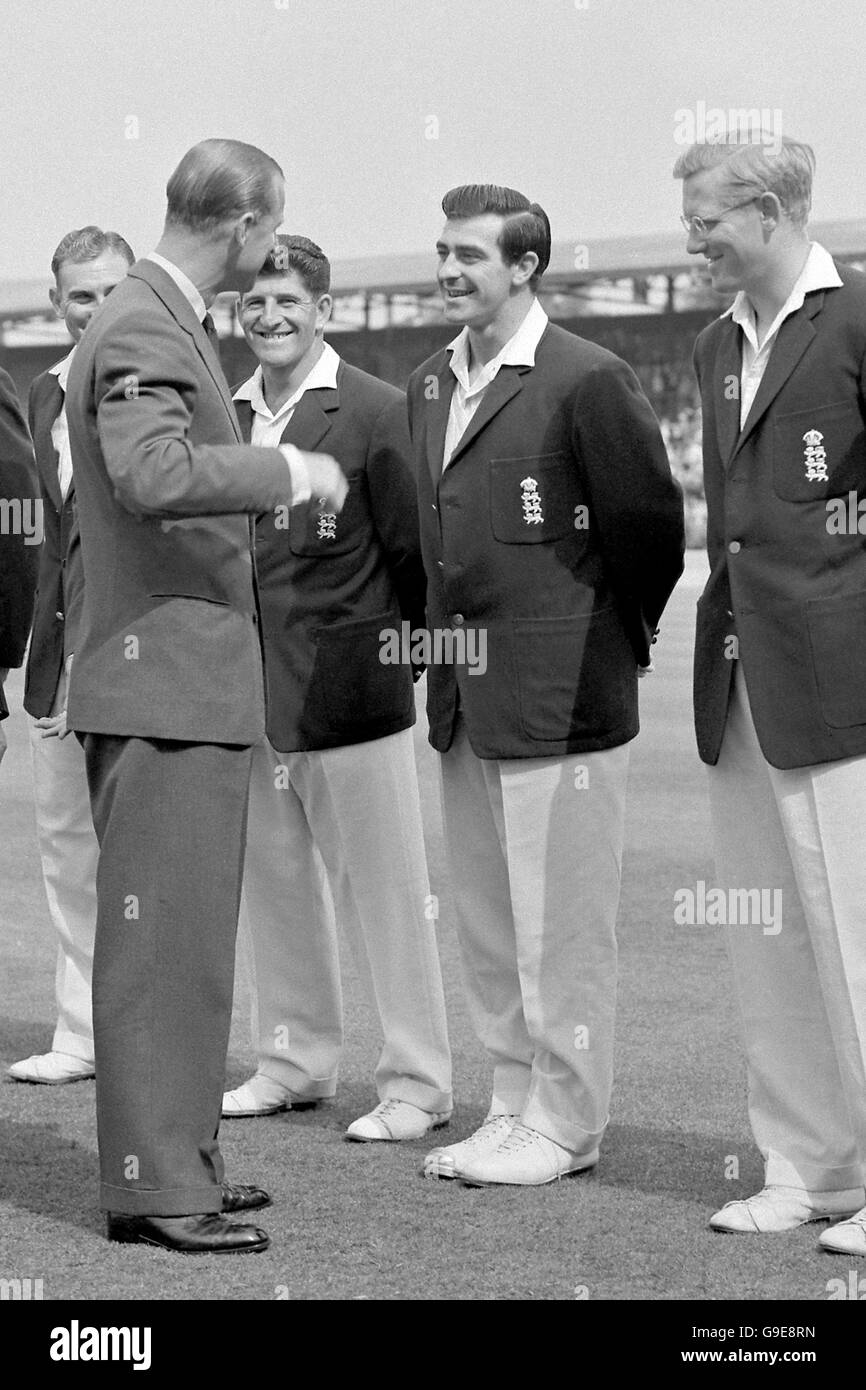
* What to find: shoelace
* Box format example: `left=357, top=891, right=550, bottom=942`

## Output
left=373, top=1099, right=403, bottom=1119
left=497, top=1121, right=537, bottom=1153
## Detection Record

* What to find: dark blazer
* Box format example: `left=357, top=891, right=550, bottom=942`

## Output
left=0, top=367, right=39, bottom=718
left=693, top=262, right=866, bottom=770
left=65, top=258, right=303, bottom=744
left=23, top=365, right=85, bottom=717
left=407, top=319, right=685, bottom=759
left=235, top=358, right=424, bottom=752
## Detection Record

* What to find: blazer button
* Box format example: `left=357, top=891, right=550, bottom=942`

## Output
left=728, top=540, right=741, bottom=555
left=453, top=613, right=465, bottom=625
left=437, top=560, right=444, bottom=569
left=432, top=503, right=437, bottom=512
left=55, top=610, right=64, bottom=621
left=726, top=609, right=734, bottom=618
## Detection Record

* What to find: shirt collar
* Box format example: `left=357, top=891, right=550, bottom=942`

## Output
left=725, top=243, right=842, bottom=346
left=446, top=297, right=549, bottom=391
left=145, top=251, right=208, bottom=324
left=233, top=341, right=340, bottom=418
left=48, top=346, right=77, bottom=393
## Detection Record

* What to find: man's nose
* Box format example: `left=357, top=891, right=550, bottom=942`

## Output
left=439, top=252, right=460, bottom=281
left=685, top=228, right=707, bottom=256
left=258, top=296, right=282, bottom=325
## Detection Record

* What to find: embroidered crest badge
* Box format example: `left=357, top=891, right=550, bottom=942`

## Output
left=520, top=475, right=543, bottom=525
left=316, top=498, right=337, bottom=540
left=803, top=429, right=828, bottom=483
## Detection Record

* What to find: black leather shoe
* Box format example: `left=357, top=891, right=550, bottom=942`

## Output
left=220, top=1180, right=271, bottom=1212
left=106, top=1212, right=269, bottom=1253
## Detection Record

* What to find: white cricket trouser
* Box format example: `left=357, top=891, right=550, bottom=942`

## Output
left=28, top=680, right=98, bottom=1061
left=239, top=728, right=452, bottom=1112
left=707, top=664, right=866, bottom=1191
left=438, top=714, right=629, bottom=1154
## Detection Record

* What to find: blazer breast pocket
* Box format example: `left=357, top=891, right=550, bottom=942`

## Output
left=490, top=453, right=580, bottom=544
left=772, top=400, right=865, bottom=501
left=289, top=472, right=367, bottom=558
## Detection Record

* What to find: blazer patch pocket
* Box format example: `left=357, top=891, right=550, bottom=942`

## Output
left=806, top=588, right=866, bottom=728
left=490, top=453, right=579, bottom=543
left=772, top=401, right=865, bottom=502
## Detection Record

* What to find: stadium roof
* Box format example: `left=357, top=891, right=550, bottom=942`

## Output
left=2, top=219, right=865, bottom=319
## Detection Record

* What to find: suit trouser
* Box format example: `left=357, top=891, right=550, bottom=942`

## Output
left=706, top=664, right=866, bottom=1192
left=239, top=729, right=452, bottom=1112
left=82, top=734, right=252, bottom=1215
left=29, top=678, right=98, bottom=1061
left=438, top=713, right=629, bottom=1153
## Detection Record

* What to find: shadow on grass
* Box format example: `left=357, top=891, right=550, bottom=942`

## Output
left=599, top=1121, right=763, bottom=1206
left=0, top=1115, right=103, bottom=1234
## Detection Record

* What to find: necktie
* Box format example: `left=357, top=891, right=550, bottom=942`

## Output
left=202, top=312, right=220, bottom=352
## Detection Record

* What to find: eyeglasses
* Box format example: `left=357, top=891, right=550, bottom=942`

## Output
left=679, top=195, right=763, bottom=238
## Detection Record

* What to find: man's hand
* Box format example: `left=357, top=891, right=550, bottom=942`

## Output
left=35, top=709, right=69, bottom=739
left=637, top=661, right=655, bottom=679
left=302, top=453, right=349, bottom=513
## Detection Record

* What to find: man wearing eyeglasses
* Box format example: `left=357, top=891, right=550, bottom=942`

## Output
left=675, top=136, right=866, bottom=1253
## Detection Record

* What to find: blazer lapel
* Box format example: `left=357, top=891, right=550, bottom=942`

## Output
left=732, top=293, right=823, bottom=460
left=425, top=360, right=455, bottom=485
left=129, top=261, right=242, bottom=441
left=712, top=318, right=742, bottom=469
left=445, top=364, right=525, bottom=471
left=32, top=373, right=65, bottom=509
left=280, top=388, right=338, bottom=453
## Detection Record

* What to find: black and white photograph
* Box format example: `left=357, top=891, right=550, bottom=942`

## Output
left=1, top=0, right=865, bottom=1350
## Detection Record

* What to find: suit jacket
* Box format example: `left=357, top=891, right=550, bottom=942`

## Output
left=23, top=366, right=85, bottom=717
left=693, top=263, right=866, bottom=769
left=0, top=367, right=39, bottom=719
left=407, top=320, right=685, bottom=758
left=65, top=258, right=303, bottom=744
left=235, top=359, right=424, bottom=752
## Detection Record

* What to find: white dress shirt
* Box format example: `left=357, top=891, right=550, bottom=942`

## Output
left=233, top=342, right=340, bottom=487
left=726, top=242, right=842, bottom=429
left=144, top=251, right=310, bottom=502
left=443, top=297, right=549, bottom=470
left=48, top=348, right=76, bottom=500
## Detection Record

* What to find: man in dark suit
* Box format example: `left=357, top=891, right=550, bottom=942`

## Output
left=0, top=369, right=39, bottom=760
left=409, top=185, right=684, bottom=1186
left=676, top=136, right=866, bottom=1251
left=65, top=139, right=347, bottom=1253
left=8, top=227, right=134, bottom=1088
left=223, top=235, right=452, bottom=1138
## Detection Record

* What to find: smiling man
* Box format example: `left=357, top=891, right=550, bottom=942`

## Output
left=9, top=227, right=133, bottom=1090
left=224, top=235, right=452, bottom=1141
left=676, top=136, right=866, bottom=1252
left=409, top=184, right=684, bottom=1187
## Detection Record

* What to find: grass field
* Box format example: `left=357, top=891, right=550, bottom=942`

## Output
left=0, top=551, right=852, bottom=1301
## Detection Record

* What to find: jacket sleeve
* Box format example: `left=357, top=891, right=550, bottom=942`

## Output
left=571, top=356, right=685, bottom=665
left=76, top=306, right=302, bottom=519
left=0, top=368, right=39, bottom=678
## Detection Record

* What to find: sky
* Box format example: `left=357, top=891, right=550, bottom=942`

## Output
left=1, top=0, right=864, bottom=283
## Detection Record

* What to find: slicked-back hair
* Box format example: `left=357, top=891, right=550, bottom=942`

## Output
left=441, top=184, right=551, bottom=289
left=51, top=226, right=135, bottom=281
left=673, top=137, right=815, bottom=228
left=257, top=233, right=330, bottom=298
left=165, top=138, right=283, bottom=235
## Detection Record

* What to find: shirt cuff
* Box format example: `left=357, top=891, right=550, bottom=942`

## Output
left=279, top=444, right=311, bottom=505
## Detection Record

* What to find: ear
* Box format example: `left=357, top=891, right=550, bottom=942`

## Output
left=49, top=285, right=62, bottom=317
left=315, top=294, right=333, bottom=330
left=512, top=251, right=539, bottom=287
left=756, top=191, right=783, bottom=228
left=234, top=211, right=257, bottom=247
